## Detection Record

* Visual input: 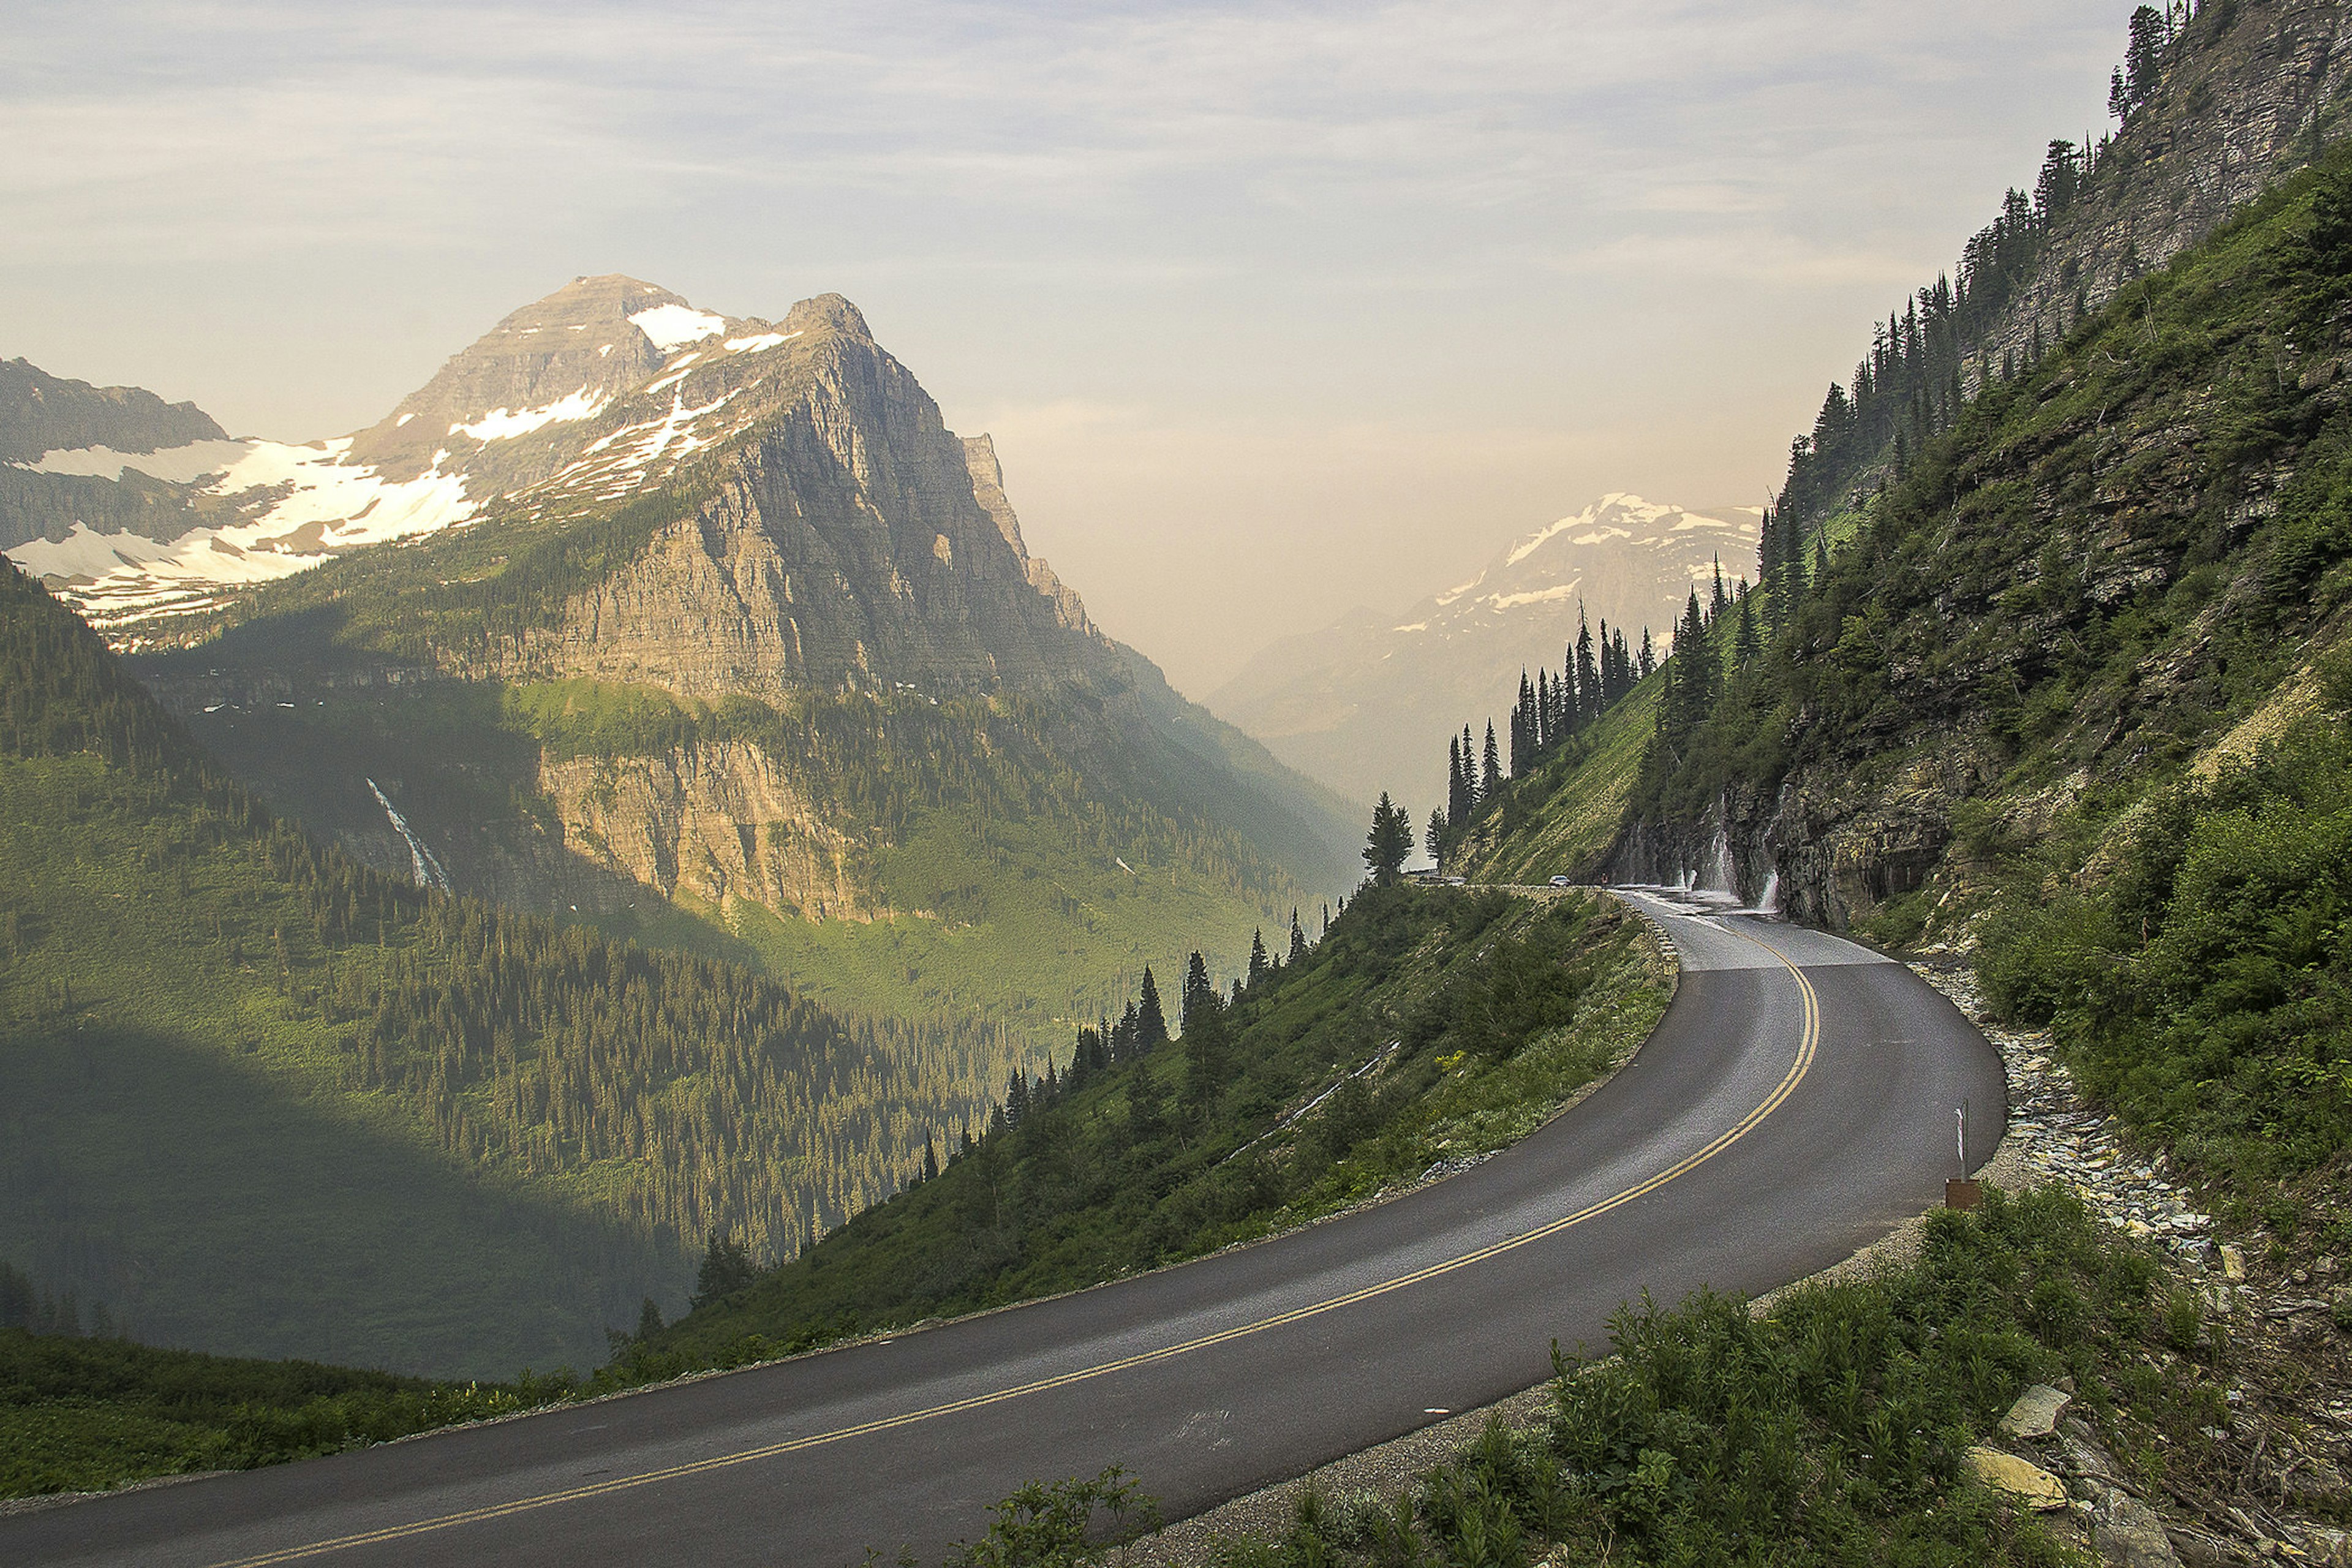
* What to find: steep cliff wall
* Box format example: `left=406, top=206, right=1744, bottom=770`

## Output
left=1970, top=0, right=2352, bottom=383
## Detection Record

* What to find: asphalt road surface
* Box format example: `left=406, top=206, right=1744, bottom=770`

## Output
left=4, top=890, right=2006, bottom=1568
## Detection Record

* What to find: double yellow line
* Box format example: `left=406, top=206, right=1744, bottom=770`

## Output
left=214, top=922, right=1821, bottom=1568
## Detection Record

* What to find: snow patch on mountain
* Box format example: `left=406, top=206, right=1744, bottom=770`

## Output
left=628, top=304, right=727, bottom=351
left=21, top=439, right=255, bottom=484
left=449, top=388, right=611, bottom=442
left=1208, top=493, right=1763, bottom=807
left=6, top=437, right=476, bottom=635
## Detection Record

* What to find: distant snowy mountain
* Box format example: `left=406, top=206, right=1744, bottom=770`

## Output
left=2, top=277, right=832, bottom=642
left=1208, top=494, right=1761, bottom=810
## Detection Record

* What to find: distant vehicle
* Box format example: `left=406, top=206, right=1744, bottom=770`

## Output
left=1548, top=875, right=1572, bottom=887
left=1446, top=876, right=1466, bottom=886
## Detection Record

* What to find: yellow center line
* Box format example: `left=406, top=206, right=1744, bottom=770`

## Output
left=213, top=920, right=1822, bottom=1568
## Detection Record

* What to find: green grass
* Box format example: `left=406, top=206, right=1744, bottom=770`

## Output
left=1978, top=657, right=2352, bottom=1198
left=716, top=802, right=1294, bottom=1036
left=644, top=884, right=1668, bottom=1365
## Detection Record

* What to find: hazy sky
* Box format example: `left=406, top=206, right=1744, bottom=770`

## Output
left=3, top=1, right=2138, bottom=694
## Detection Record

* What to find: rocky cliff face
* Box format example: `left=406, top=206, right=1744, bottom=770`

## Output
left=541, top=741, right=887, bottom=922
left=1970, top=0, right=2352, bottom=386
left=0, top=357, right=225, bottom=466
left=518, top=295, right=1106, bottom=701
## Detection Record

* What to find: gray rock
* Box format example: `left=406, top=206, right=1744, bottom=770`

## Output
left=2000, top=1384, right=2073, bottom=1439
left=2092, top=1486, right=2182, bottom=1568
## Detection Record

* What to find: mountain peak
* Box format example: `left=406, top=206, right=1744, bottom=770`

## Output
left=782, top=293, right=871, bottom=341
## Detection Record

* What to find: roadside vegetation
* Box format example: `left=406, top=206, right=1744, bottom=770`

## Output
left=946, top=1188, right=2260, bottom=1567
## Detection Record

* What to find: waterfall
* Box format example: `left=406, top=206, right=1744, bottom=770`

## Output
left=1701, top=823, right=1736, bottom=894
left=366, top=778, right=450, bottom=891
left=1758, top=870, right=1782, bottom=913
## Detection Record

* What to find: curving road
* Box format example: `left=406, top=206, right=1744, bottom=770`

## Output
left=3, top=891, right=2005, bottom=1568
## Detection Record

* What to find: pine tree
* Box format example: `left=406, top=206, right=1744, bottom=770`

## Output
left=1574, top=609, right=1599, bottom=729
left=1480, top=723, right=1502, bottom=801
left=1247, top=930, right=1270, bottom=986
left=1136, top=969, right=1170, bottom=1051
left=1181, top=952, right=1230, bottom=1109
left=1639, top=628, right=1656, bottom=680
left=1732, top=587, right=1762, bottom=667
left=1289, top=908, right=1308, bottom=962
left=1363, top=792, right=1413, bottom=885
left=924, top=1133, right=941, bottom=1180
left=1509, top=673, right=1532, bottom=775
left=636, top=1296, right=664, bottom=1341
left=1425, top=807, right=1446, bottom=865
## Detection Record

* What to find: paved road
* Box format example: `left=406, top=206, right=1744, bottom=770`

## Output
left=4, top=891, right=2005, bottom=1568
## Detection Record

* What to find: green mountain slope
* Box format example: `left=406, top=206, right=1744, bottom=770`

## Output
left=643, top=884, right=1667, bottom=1364
left=0, top=561, right=1034, bottom=1375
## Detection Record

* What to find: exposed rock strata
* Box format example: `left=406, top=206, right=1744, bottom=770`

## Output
left=540, top=742, right=883, bottom=921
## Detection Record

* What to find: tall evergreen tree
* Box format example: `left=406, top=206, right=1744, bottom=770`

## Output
left=1509, top=672, right=1533, bottom=775
left=1180, top=951, right=1229, bottom=1108
left=1136, top=969, right=1169, bottom=1052
left=1575, top=610, right=1599, bottom=729
left=1425, top=807, right=1446, bottom=865
left=1289, top=908, right=1308, bottom=962
left=1732, top=587, right=1762, bottom=667
left=692, top=1231, right=758, bottom=1307
left=1363, top=792, right=1413, bottom=885
left=1639, top=628, right=1656, bottom=680
left=1480, top=723, right=1502, bottom=801
left=1446, top=734, right=1472, bottom=827
left=1247, top=930, right=1270, bottom=986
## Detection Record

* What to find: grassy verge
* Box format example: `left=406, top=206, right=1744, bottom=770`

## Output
left=956, top=1186, right=2256, bottom=1568
left=0, top=1329, right=581, bottom=1501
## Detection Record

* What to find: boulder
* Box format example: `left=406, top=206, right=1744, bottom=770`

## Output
left=2092, top=1485, right=2182, bottom=1568
left=1966, top=1447, right=2069, bottom=1510
left=2000, top=1383, right=2073, bottom=1439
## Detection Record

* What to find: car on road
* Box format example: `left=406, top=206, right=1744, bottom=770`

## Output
left=1549, top=875, right=1573, bottom=887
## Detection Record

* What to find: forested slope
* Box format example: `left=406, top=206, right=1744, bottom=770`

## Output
left=0, top=560, right=1025, bottom=1376
left=642, top=884, right=1668, bottom=1365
